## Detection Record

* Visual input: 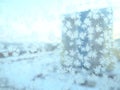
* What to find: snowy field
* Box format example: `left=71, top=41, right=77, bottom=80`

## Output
left=0, top=43, right=120, bottom=90
left=0, top=0, right=120, bottom=90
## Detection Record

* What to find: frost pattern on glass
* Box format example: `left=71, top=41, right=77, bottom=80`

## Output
left=61, top=8, right=115, bottom=74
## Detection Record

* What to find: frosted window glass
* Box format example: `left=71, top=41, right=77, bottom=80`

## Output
left=0, top=0, right=120, bottom=90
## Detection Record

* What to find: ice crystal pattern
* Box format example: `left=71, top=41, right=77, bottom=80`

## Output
left=61, top=8, right=115, bottom=75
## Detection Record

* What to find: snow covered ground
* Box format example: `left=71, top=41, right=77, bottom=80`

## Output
left=0, top=43, right=120, bottom=90
left=0, top=0, right=120, bottom=90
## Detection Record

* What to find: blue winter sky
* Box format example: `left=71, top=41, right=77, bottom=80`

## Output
left=0, top=0, right=120, bottom=42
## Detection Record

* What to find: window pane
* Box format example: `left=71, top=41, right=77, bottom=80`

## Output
left=0, top=0, right=120, bottom=90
